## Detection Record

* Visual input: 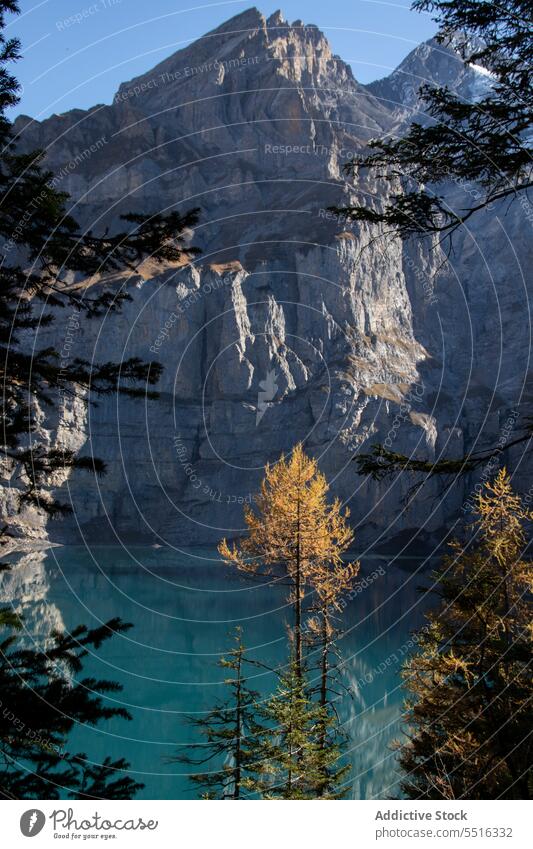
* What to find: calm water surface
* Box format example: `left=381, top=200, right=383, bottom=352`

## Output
left=2, top=545, right=435, bottom=799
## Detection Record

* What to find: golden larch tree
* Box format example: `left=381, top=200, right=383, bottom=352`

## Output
left=218, top=443, right=359, bottom=678
left=398, top=469, right=533, bottom=799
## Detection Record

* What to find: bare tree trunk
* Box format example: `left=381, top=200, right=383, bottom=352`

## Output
left=295, top=488, right=302, bottom=681
left=319, top=610, right=329, bottom=713
left=234, top=647, right=242, bottom=799
left=317, top=607, right=329, bottom=797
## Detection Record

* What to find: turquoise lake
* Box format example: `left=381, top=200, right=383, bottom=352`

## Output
left=3, top=545, right=434, bottom=799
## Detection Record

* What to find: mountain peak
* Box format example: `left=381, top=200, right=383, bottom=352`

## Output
left=206, top=6, right=266, bottom=36
left=366, top=35, right=493, bottom=114
left=114, top=6, right=352, bottom=106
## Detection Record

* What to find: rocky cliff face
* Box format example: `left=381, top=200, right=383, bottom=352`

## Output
left=6, top=8, right=531, bottom=549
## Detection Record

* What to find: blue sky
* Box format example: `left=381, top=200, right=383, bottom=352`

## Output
left=8, top=0, right=436, bottom=120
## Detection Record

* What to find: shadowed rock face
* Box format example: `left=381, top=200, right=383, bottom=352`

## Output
left=6, top=8, right=531, bottom=549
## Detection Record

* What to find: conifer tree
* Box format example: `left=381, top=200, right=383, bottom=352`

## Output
left=219, top=444, right=357, bottom=679
left=398, top=469, right=532, bottom=799
left=170, top=628, right=262, bottom=799
left=0, top=609, right=143, bottom=799
left=244, top=659, right=349, bottom=799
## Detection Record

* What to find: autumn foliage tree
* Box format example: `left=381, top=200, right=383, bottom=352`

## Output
left=176, top=447, right=369, bottom=799
left=218, top=444, right=358, bottom=679
left=398, top=469, right=532, bottom=799
left=218, top=444, right=358, bottom=798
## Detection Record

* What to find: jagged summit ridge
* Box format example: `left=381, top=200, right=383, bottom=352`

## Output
left=114, top=7, right=355, bottom=105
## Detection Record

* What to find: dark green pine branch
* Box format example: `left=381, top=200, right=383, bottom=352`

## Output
left=0, top=0, right=200, bottom=531
left=0, top=607, right=143, bottom=799
left=353, top=419, right=533, bottom=483
left=330, top=0, right=532, bottom=241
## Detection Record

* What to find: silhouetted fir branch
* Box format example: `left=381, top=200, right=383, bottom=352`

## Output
left=0, top=608, right=143, bottom=799
left=330, top=0, right=532, bottom=240
left=353, top=420, right=533, bottom=490
left=0, top=0, right=200, bottom=534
